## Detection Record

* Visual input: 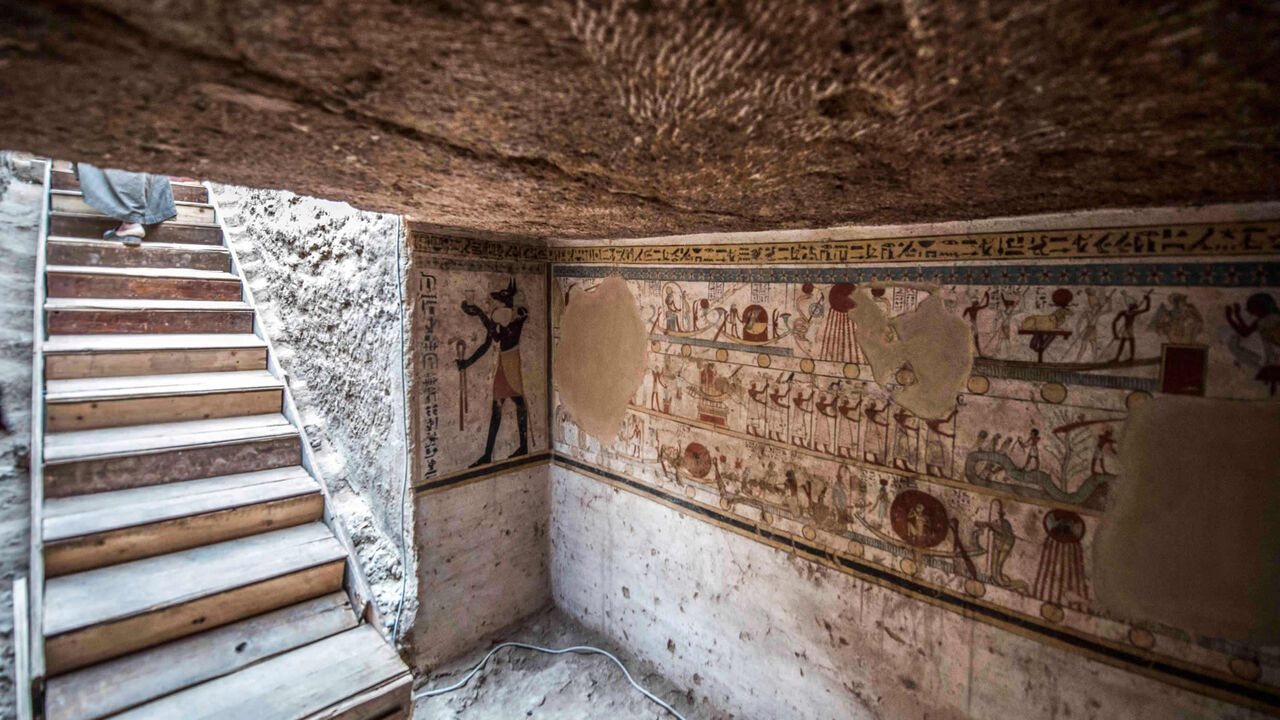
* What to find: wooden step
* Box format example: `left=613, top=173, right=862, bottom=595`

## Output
left=45, top=298, right=254, bottom=334
left=50, top=212, right=223, bottom=246
left=48, top=368, right=285, bottom=430
left=48, top=237, right=231, bottom=272
left=44, top=414, right=301, bottom=497
left=44, top=333, right=268, bottom=379
left=107, top=625, right=411, bottom=720
left=45, top=593, right=357, bottom=720
left=51, top=170, right=208, bottom=203
left=44, top=467, right=323, bottom=576
left=43, top=522, right=347, bottom=674
left=46, top=265, right=242, bottom=302
left=47, top=367, right=283, bottom=433
left=51, top=190, right=215, bottom=224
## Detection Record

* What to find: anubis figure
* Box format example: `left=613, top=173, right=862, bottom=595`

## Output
left=457, top=278, right=529, bottom=467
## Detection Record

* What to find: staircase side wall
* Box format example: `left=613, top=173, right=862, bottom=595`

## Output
left=212, top=184, right=415, bottom=637
left=0, top=153, right=43, bottom=719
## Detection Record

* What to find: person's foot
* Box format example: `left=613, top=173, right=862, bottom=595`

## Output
left=104, top=222, right=145, bottom=247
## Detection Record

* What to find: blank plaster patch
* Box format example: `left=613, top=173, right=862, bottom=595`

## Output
left=553, top=276, right=648, bottom=442
left=1094, top=397, right=1280, bottom=642
left=849, top=287, right=972, bottom=419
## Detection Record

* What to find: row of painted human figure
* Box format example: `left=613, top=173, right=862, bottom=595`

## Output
left=641, top=363, right=990, bottom=478
left=591, top=385, right=1094, bottom=609
left=650, top=280, right=1280, bottom=399
left=955, top=287, right=1190, bottom=363
left=653, top=281, right=1217, bottom=366
left=674, top=443, right=1089, bottom=609
left=746, top=383, right=966, bottom=478
left=641, top=365, right=1066, bottom=480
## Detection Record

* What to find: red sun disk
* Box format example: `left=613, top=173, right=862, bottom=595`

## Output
left=1043, top=509, right=1086, bottom=543
left=828, top=283, right=857, bottom=312
left=682, top=442, right=714, bottom=479
left=890, top=490, right=950, bottom=549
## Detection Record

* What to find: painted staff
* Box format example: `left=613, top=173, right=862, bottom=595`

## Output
left=454, top=339, right=468, bottom=430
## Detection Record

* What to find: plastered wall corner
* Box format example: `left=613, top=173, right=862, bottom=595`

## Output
left=553, top=275, right=649, bottom=443
left=1095, top=396, right=1280, bottom=643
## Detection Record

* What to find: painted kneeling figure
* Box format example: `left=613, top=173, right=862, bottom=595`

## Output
left=457, top=278, right=530, bottom=467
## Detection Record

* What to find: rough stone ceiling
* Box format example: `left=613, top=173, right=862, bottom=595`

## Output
left=2, top=0, right=1278, bottom=238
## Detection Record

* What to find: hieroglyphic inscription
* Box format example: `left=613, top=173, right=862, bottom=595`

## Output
left=411, top=229, right=549, bottom=262
left=549, top=222, right=1280, bottom=266
left=420, top=272, right=440, bottom=478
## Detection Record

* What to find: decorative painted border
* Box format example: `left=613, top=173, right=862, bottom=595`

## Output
left=556, top=260, right=1280, bottom=287
left=414, top=451, right=552, bottom=495
left=550, top=221, right=1280, bottom=266
left=410, top=227, right=548, bottom=262
left=412, top=253, right=546, bottom=276
left=552, top=453, right=1280, bottom=716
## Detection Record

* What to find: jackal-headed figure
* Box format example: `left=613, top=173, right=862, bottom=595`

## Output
left=456, top=277, right=529, bottom=467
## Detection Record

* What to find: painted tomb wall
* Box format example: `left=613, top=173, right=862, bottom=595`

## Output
left=406, top=223, right=552, bottom=670
left=548, top=205, right=1280, bottom=719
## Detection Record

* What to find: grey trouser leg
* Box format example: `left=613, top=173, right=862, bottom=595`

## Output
left=78, top=164, right=148, bottom=223
left=77, top=164, right=177, bottom=225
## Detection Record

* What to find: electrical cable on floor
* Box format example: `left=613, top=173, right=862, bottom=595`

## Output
left=414, top=641, right=690, bottom=720
left=390, top=219, right=411, bottom=643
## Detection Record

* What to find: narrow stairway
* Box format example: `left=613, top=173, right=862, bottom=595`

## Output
left=24, top=163, right=412, bottom=720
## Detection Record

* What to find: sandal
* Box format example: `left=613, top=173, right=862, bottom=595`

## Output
left=103, top=227, right=145, bottom=247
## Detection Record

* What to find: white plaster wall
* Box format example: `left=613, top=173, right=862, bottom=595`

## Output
left=550, top=465, right=1271, bottom=720
left=212, top=184, right=415, bottom=637
left=410, top=466, right=552, bottom=672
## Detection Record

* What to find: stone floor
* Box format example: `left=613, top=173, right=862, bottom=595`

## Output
left=412, top=606, right=723, bottom=720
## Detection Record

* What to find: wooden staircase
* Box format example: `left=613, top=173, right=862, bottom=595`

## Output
left=17, top=163, right=413, bottom=720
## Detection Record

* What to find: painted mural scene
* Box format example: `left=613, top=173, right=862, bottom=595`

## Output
left=411, top=234, right=549, bottom=484
left=2, top=2, right=1280, bottom=720
left=551, top=264, right=1280, bottom=708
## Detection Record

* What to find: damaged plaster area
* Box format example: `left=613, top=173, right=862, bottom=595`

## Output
left=849, top=286, right=973, bottom=419
left=1095, top=397, right=1280, bottom=643
left=212, top=184, right=416, bottom=638
left=553, top=276, right=648, bottom=442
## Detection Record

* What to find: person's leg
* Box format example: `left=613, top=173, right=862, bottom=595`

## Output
left=141, top=173, right=178, bottom=225
left=77, top=164, right=148, bottom=245
left=101, top=169, right=148, bottom=222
